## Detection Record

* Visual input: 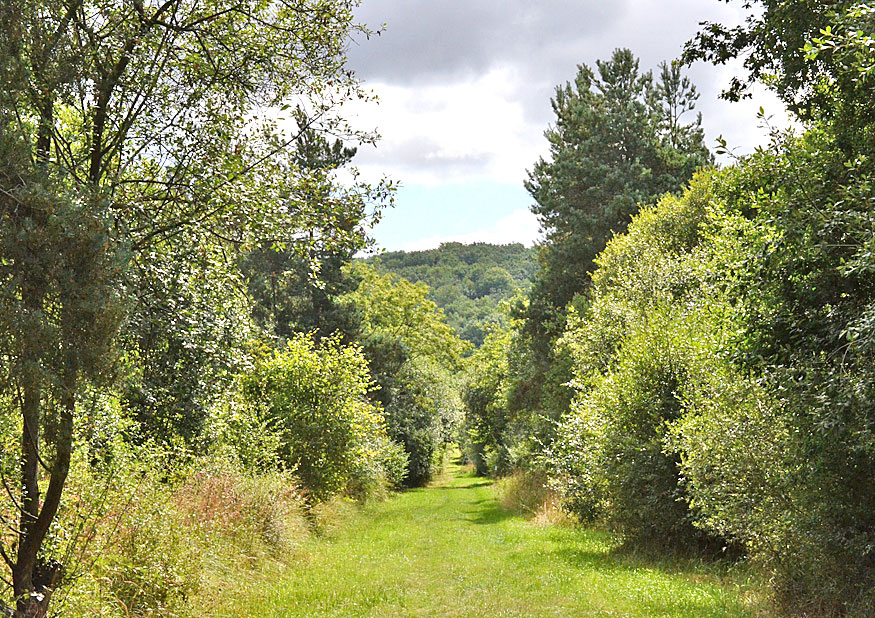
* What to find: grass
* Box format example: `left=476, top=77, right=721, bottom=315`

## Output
left=207, top=459, right=770, bottom=617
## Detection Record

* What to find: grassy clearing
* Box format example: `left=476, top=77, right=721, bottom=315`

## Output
left=208, top=460, right=769, bottom=618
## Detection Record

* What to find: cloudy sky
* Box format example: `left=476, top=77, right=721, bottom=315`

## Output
left=342, top=0, right=789, bottom=252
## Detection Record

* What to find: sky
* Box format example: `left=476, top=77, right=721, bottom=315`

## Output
left=342, top=0, right=790, bottom=253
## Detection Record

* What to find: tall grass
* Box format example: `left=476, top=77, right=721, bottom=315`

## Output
left=495, top=469, right=574, bottom=527
left=50, top=449, right=311, bottom=618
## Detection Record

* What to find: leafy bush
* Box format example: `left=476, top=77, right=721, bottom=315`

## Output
left=385, top=358, right=458, bottom=486
left=496, top=470, right=572, bottom=526
left=240, top=333, right=399, bottom=501
left=556, top=308, right=726, bottom=549
left=342, top=264, right=469, bottom=486
left=346, top=432, right=409, bottom=501
left=462, top=322, right=513, bottom=476
left=549, top=172, right=725, bottom=550
left=667, top=130, right=875, bottom=615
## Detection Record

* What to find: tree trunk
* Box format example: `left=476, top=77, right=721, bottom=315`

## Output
left=12, top=289, right=75, bottom=618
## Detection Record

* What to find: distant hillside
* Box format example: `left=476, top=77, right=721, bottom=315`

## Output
left=366, top=242, right=537, bottom=346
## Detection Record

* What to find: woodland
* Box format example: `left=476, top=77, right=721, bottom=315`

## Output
left=0, top=1, right=874, bottom=617
left=367, top=242, right=536, bottom=345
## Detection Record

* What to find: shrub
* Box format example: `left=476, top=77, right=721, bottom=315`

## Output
left=666, top=133, right=875, bottom=615
left=240, top=333, right=399, bottom=501
left=496, top=470, right=572, bottom=526
left=555, top=309, right=726, bottom=549
left=384, top=358, right=459, bottom=486
left=550, top=172, right=726, bottom=550
left=346, top=433, right=409, bottom=501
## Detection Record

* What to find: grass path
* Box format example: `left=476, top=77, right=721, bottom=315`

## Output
left=221, top=460, right=765, bottom=617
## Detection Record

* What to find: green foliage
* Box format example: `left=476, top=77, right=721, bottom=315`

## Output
left=684, top=1, right=874, bottom=160
left=241, top=244, right=361, bottom=344
left=506, top=50, right=713, bottom=465
left=551, top=114, right=875, bottom=612
left=367, top=242, right=537, bottom=346
left=345, top=263, right=472, bottom=367
left=684, top=1, right=857, bottom=115
left=342, top=264, right=469, bottom=485
left=240, top=112, right=368, bottom=346
left=240, top=334, right=395, bottom=502
left=671, top=127, right=875, bottom=615
left=550, top=173, right=725, bottom=549
left=0, top=1, right=390, bottom=611
left=524, top=48, right=711, bottom=345
left=462, top=322, right=514, bottom=475
left=120, top=237, right=256, bottom=446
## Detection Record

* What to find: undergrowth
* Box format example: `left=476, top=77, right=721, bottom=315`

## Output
left=495, top=470, right=575, bottom=527
left=51, top=448, right=365, bottom=618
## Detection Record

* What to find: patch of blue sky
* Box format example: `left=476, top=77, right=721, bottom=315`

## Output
left=369, top=180, right=539, bottom=252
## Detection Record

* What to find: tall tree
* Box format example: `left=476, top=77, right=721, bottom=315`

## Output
left=525, top=50, right=710, bottom=338
left=682, top=0, right=851, bottom=114
left=241, top=108, right=365, bottom=345
left=0, top=2, right=387, bottom=615
left=519, top=49, right=710, bottom=422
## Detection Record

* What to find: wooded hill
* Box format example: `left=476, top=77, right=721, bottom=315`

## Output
left=366, top=242, right=537, bottom=346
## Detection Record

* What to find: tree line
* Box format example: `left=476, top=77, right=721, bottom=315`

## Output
left=0, top=2, right=468, bottom=616
left=461, top=2, right=875, bottom=616
left=366, top=242, right=537, bottom=346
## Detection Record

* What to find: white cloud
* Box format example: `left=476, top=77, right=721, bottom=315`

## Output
left=339, top=1, right=799, bottom=251
left=342, top=6, right=793, bottom=189
left=398, top=208, right=541, bottom=252
left=344, top=67, right=545, bottom=186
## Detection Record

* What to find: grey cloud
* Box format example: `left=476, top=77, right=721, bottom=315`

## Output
left=348, top=1, right=629, bottom=86
left=348, top=0, right=746, bottom=130
left=346, top=1, right=775, bottom=182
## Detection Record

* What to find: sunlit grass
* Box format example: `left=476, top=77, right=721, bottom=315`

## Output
left=205, top=460, right=770, bottom=618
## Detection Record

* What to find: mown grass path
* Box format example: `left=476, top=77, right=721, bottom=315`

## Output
left=229, top=461, right=764, bottom=617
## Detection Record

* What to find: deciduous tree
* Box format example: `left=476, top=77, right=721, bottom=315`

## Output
left=0, top=1, right=387, bottom=614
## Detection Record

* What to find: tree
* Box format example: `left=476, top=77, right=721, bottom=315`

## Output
left=341, top=264, right=470, bottom=485
left=119, top=234, right=255, bottom=445
left=517, top=49, right=710, bottom=435
left=0, top=127, right=126, bottom=617
left=525, top=49, right=710, bottom=342
left=667, top=7, right=875, bottom=607
left=682, top=0, right=853, bottom=114
left=0, top=2, right=387, bottom=614
left=683, top=0, right=875, bottom=155
left=240, top=109, right=365, bottom=345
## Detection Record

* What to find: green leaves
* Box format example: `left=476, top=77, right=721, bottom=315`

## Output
left=522, top=48, right=711, bottom=369
left=341, top=263, right=469, bottom=486
left=240, top=333, right=390, bottom=502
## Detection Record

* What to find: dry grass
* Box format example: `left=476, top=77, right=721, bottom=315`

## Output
left=495, top=469, right=575, bottom=527
left=53, top=454, right=312, bottom=618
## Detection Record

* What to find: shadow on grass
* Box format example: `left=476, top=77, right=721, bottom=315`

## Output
left=502, top=538, right=755, bottom=617
left=545, top=532, right=745, bottom=583
left=432, top=480, right=493, bottom=490
left=462, top=496, right=516, bottom=525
